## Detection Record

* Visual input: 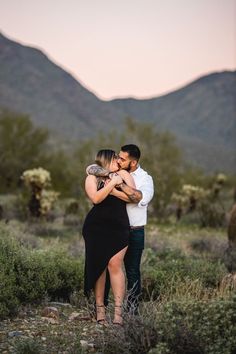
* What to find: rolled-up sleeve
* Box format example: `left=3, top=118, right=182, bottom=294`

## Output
left=138, top=175, right=154, bottom=208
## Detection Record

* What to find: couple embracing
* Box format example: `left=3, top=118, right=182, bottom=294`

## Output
left=82, top=144, right=154, bottom=325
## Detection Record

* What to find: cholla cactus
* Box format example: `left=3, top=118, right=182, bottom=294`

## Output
left=182, top=185, right=207, bottom=199
left=212, top=173, right=227, bottom=197
left=171, top=193, right=188, bottom=220
left=216, top=173, right=227, bottom=185
left=21, top=167, right=58, bottom=217
left=225, top=204, right=236, bottom=272
left=21, top=167, right=51, bottom=189
left=182, top=184, right=208, bottom=212
left=40, top=190, right=60, bottom=216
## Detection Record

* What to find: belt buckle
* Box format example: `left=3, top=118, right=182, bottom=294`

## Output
left=130, top=225, right=144, bottom=230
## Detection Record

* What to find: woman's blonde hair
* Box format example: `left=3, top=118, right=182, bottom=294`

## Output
left=95, top=149, right=116, bottom=169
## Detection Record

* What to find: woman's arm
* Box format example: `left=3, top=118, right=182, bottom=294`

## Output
left=110, top=187, right=131, bottom=202
left=116, top=170, right=135, bottom=188
left=109, top=170, right=136, bottom=202
left=85, top=174, right=122, bottom=204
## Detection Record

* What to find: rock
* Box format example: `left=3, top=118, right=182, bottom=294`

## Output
left=68, top=311, right=91, bottom=321
left=8, top=331, right=24, bottom=338
left=41, top=306, right=59, bottom=319
left=68, top=312, right=81, bottom=321
left=80, top=340, right=94, bottom=349
left=41, top=317, right=59, bottom=325
left=18, top=310, right=27, bottom=319
left=48, top=302, right=72, bottom=308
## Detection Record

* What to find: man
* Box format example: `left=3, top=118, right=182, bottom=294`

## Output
left=87, top=144, right=154, bottom=314
left=116, top=144, right=154, bottom=314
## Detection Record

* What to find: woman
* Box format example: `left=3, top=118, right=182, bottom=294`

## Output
left=82, top=149, right=135, bottom=325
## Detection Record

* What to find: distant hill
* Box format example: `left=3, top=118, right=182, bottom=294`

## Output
left=0, top=32, right=122, bottom=140
left=0, top=32, right=235, bottom=173
left=109, top=71, right=236, bottom=173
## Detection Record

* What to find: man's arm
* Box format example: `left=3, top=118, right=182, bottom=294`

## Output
left=119, top=183, right=143, bottom=203
left=120, top=174, right=154, bottom=205
left=86, top=164, right=109, bottom=177
left=110, top=187, right=131, bottom=202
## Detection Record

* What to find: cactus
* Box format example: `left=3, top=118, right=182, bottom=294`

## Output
left=171, top=193, right=188, bottom=221
left=228, top=204, right=236, bottom=248
left=225, top=204, right=236, bottom=272
left=182, top=185, right=208, bottom=212
left=21, top=168, right=59, bottom=217
left=0, top=204, right=3, bottom=219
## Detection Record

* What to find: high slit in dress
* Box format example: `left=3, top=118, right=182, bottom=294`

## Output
left=82, top=188, right=130, bottom=297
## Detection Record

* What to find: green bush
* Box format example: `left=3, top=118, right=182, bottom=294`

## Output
left=95, top=298, right=236, bottom=354
left=156, top=298, right=236, bottom=354
left=142, top=248, right=227, bottom=300
left=0, top=226, right=84, bottom=318
left=94, top=307, right=159, bottom=354
left=0, top=269, right=19, bottom=318
left=0, top=232, right=20, bottom=317
left=13, top=338, right=44, bottom=354
left=198, top=199, right=226, bottom=228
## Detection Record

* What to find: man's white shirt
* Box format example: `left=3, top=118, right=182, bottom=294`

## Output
left=127, top=166, right=154, bottom=227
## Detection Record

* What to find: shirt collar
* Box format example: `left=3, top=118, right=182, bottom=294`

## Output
left=130, top=165, right=141, bottom=176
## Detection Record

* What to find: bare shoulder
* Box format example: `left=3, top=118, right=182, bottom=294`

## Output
left=85, top=175, right=97, bottom=184
left=117, top=169, right=135, bottom=187
left=117, top=169, right=130, bottom=177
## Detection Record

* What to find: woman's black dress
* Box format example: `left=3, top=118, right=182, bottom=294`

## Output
left=82, top=189, right=129, bottom=297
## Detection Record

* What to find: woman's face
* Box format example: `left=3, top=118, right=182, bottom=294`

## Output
left=109, top=156, right=119, bottom=172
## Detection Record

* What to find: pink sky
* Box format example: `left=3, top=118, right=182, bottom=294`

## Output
left=0, top=0, right=235, bottom=99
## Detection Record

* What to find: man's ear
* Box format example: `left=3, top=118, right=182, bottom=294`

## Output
left=131, top=160, right=138, bottom=168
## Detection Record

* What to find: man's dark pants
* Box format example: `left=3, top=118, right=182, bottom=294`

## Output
left=104, top=226, right=145, bottom=314
left=124, top=226, right=144, bottom=314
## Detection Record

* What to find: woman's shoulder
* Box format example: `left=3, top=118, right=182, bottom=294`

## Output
left=85, top=174, right=97, bottom=183
left=117, top=169, right=130, bottom=177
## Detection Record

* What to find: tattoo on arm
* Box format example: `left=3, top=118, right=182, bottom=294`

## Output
left=87, top=165, right=109, bottom=177
left=120, top=183, right=142, bottom=203
left=127, top=191, right=143, bottom=203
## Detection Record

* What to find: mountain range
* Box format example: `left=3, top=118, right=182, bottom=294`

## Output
left=0, top=32, right=235, bottom=173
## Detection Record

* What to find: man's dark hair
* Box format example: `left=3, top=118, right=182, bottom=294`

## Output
left=121, top=144, right=141, bottom=161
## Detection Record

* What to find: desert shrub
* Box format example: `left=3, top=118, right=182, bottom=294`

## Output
left=142, top=249, right=227, bottom=300
left=190, top=237, right=227, bottom=259
left=155, top=298, right=236, bottom=354
left=0, top=226, right=84, bottom=318
left=65, top=200, right=80, bottom=215
left=94, top=305, right=159, bottom=354
left=29, top=222, right=67, bottom=238
left=0, top=269, right=19, bottom=318
left=0, top=231, right=21, bottom=317
left=198, top=199, right=226, bottom=228
left=0, top=111, right=49, bottom=192
left=95, top=298, right=236, bottom=354
left=13, top=338, right=45, bottom=354
left=63, top=214, right=81, bottom=228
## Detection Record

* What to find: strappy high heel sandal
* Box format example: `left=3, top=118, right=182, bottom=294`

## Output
left=113, top=305, right=123, bottom=326
left=96, top=305, right=107, bottom=325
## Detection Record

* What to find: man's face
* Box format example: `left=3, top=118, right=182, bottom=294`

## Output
left=117, top=151, right=137, bottom=171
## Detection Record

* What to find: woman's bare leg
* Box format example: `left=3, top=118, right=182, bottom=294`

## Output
left=108, top=246, right=128, bottom=324
left=94, top=269, right=106, bottom=322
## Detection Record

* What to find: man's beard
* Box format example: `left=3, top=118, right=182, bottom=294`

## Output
left=119, top=161, right=132, bottom=172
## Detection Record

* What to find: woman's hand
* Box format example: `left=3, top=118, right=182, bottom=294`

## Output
left=117, top=170, right=135, bottom=188
left=110, top=173, right=123, bottom=186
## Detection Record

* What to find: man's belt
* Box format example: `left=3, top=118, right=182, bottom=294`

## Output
left=130, top=225, right=144, bottom=230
